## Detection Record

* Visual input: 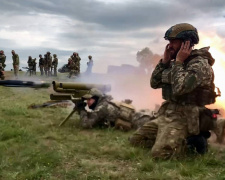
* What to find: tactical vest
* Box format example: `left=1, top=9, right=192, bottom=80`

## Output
left=110, top=101, right=135, bottom=131
left=161, top=56, right=217, bottom=106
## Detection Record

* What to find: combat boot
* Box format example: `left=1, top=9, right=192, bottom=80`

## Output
left=214, top=118, right=225, bottom=144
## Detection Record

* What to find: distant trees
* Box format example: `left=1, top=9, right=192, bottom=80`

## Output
left=136, top=47, right=161, bottom=75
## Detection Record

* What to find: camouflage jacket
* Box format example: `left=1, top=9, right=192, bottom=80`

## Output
left=39, top=58, right=44, bottom=66
left=27, top=58, right=33, bottom=66
left=0, top=54, right=6, bottom=67
left=150, top=47, right=215, bottom=135
left=52, top=58, right=58, bottom=67
left=12, top=54, right=19, bottom=65
left=69, top=61, right=78, bottom=70
left=80, top=96, right=119, bottom=128
left=45, top=55, right=52, bottom=67
left=72, top=55, right=81, bottom=65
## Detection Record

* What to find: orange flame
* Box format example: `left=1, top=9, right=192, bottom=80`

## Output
left=197, top=32, right=225, bottom=111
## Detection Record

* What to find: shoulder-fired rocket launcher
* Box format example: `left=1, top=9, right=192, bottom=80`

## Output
left=50, top=81, right=111, bottom=126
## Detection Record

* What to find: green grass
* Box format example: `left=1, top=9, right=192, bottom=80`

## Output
left=1, top=73, right=225, bottom=179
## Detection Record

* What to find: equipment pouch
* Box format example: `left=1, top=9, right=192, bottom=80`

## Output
left=119, top=103, right=135, bottom=122
left=199, top=108, right=217, bottom=131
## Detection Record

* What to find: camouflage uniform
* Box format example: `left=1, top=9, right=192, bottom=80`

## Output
left=72, top=52, right=81, bottom=74
left=130, top=24, right=216, bottom=159
left=43, top=54, right=48, bottom=76
left=52, top=54, right=58, bottom=76
left=39, top=55, right=44, bottom=76
left=11, top=50, right=19, bottom=78
left=0, top=63, right=5, bottom=80
left=0, top=50, right=6, bottom=70
left=79, top=90, right=151, bottom=130
left=213, top=118, right=225, bottom=143
left=68, top=58, right=79, bottom=78
left=27, top=56, right=34, bottom=76
left=79, top=88, right=119, bottom=128
left=33, top=58, right=37, bottom=75
left=132, top=109, right=156, bottom=129
left=45, top=52, right=52, bottom=76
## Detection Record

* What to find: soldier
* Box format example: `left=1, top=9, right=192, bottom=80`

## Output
left=43, top=54, right=48, bottom=76
left=85, top=55, right=93, bottom=75
left=0, top=63, right=5, bottom=80
left=76, top=88, right=119, bottom=129
left=129, top=23, right=220, bottom=159
left=68, top=58, right=79, bottom=78
left=27, top=56, right=33, bottom=76
left=33, top=58, right=37, bottom=75
left=0, top=50, right=6, bottom=70
left=52, top=54, right=58, bottom=76
left=39, top=54, right=44, bottom=76
left=72, top=52, right=81, bottom=74
left=11, top=50, right=19, bottom=79
left=45, top=51, right=52, bottom=76
left=77, top=88, right=153, bottom=131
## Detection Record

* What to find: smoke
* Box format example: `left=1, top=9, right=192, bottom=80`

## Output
left=51, top=47, right=164, bottom=111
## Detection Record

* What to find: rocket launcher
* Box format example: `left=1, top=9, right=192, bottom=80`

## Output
left=50, top=81, right=111, bottom=126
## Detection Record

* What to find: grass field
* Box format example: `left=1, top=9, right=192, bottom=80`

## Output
left=1, top=72, right=225, bottom=180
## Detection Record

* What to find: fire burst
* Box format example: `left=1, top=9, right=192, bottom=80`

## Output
left=197, top=32, right=225, bottom=111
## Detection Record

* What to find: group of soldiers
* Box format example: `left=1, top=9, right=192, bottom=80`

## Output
left=28, top=52, right=58, bottom=77
left=27, top=56, right=37, bottom=76
left=74, top=23, right=225, bottom=159
left=67, top=52, right=94, bottom=78
left=67, top=52, right=81, bottom=78
left=0, top=50, right=58, bottom=78
left=0, top=49, right=93, bottom=79
left=38, top=52, right=58, bottom=77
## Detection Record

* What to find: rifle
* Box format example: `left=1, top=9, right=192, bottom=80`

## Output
left=50, top=81, right=111, bottom=126
left=0, top=80, right=50, bottom=88
left=28, top=100, right=73, bottom=109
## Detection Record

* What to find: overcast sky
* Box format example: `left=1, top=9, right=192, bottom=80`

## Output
left=1, top=0, right=225, bottom=73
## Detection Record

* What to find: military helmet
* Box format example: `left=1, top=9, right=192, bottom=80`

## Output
left=53, top=54, right=57, bottom=57
left=11, top=50, right=15, bottom=53
left=39, top=54, right=42, bottom=57
left=82, top=88, right=103, bottom=99
left=164, top=23, right=199, bottom=46
left=47, top=51, right=51, bottom=54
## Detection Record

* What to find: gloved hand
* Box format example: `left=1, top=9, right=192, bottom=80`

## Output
left=75, top=101, right=87, bottom=112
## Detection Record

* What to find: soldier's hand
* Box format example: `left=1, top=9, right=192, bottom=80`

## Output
left=162, top=44, right=173, bottom=64
left=176, top=41, right=192, bottom=63
left=75, top=101, right=87, bottom=110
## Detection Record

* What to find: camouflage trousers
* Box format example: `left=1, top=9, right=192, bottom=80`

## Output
left=213, top=118, right=225, bottom=143
left=68, top=70, right=78, bottom=78
left=40, top=65, right=44, bottom=76
left=44, top=66, right=51, bottom=76
left=13, top=65, right=19, bottom=78
left=129, top=102, right=200, bottom=159
left=53, top=67, right=57, bottom=76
